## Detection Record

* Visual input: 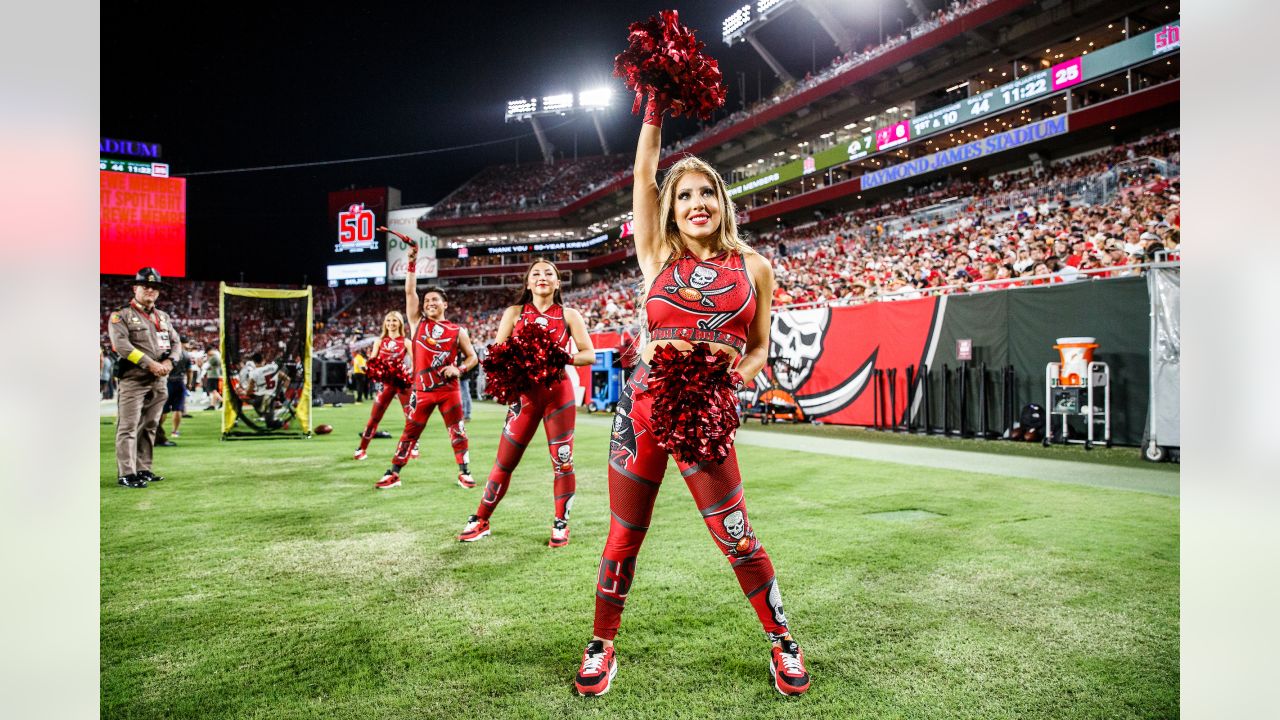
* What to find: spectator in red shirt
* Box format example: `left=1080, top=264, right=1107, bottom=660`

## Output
left=1065, top=238, right=1088, bottom=268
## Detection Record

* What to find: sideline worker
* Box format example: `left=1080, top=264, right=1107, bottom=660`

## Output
left=108, top=267, right=183, bottom=489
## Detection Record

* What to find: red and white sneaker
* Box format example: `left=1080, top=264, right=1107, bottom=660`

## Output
left=769, top=638, right=811, bottom=696
left=410, top=442, right=420, bottom=459
left=549, top=519, right=570, bottom=548
left=353, top=448, right=367, bottom=460
left=458, top=515, right=490, bottom=542
left=457, top=472, right=476, bottom=489
left=574, top=640, right=617, bottom=696
left=374, top=470, right=401, bottom=489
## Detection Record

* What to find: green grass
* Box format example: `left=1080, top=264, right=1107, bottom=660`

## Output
left=745, top=419, right=1178, bottom=471
left=101, top=400, right=1178, bottom=719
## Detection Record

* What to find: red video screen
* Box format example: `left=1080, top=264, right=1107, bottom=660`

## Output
left=100, top=171, right=187, bottom=277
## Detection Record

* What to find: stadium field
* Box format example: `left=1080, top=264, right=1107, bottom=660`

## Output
left=101, top=401, right=1178, bottom=719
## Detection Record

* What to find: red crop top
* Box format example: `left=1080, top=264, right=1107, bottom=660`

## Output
left=377, top=335, right=408, bottom=363
left=644, top=251, right=756, bottom=354
left=515, top=303, right=572, bottom=353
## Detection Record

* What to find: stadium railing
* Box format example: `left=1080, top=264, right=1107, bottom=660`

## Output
left=773, top=259, right=1181, bottom=312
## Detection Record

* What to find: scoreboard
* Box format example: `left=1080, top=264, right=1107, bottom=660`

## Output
left=910, top=59, right=1082, bottom=140
left=100, top=158, right=170, bottom=178
left=326, top=187, right=399, bottom=286
left=907, top=21, right=1177, bottom=141
left=726, top=20, right=1181, bottom=201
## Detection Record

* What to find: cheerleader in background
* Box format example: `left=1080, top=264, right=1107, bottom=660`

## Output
left=353, top=310, right=414, bottom=461
left=457, top=258, right=595, bottom=547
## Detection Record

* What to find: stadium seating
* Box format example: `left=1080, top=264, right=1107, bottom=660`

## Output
left=761, top=131, right=1180, bottom=306
left=425, top=155, right=630, bottom=219
left=419, top=1, right=999, bottom=223
left=102, top=129, right=1178, bottom=367
left=668, top=0, right=996, bottom=159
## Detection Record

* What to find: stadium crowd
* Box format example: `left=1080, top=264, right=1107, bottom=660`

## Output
left=759, top=132, right=1180, bottom=306
left=101, top=128, right=1178, bottom=400
left=668, top=0, right=997, bottom=158
left=427, top=155, right=630, bottom=218
left=420, top=0, right=996, bottom=223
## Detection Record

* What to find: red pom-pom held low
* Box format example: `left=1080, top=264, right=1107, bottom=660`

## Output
left=365, top=352, right=412, bottom=392
left=613, top=9, right=728, bottom=122
left=640, top=342, right=741, bottom=465
left=481, top=322, right=573, bottom=405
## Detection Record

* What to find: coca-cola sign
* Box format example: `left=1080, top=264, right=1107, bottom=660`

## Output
left=386, top=208, right=437, bottom=281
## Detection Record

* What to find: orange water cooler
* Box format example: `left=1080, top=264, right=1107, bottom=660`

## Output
left=1045, top=337, right=1111, bottom=449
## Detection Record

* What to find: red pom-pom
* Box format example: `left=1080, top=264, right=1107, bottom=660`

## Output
left=640, top=342, right=740, bottom=465
left=613, top=9, right=727, bottom=121
left=366, top=352, right=411, bottom=392
left=482, top=322, right=573, bottom=404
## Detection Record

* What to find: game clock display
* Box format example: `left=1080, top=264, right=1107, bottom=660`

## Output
left=910, top=56, right=1085, bottom=141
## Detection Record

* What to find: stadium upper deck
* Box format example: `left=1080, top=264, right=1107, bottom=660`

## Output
left=416, top=0, right=1178, bottom=286
left=422, top=1, right=1175, bottom=229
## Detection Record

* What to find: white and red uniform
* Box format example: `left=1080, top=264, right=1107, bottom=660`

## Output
left=358, top=335, right=412, bottom=453
left=392, top=318, right=469, bottom=467
left=474, top=303, right=578, bottom=524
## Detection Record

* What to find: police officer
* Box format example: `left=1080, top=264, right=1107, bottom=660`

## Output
left=108, top=267, right=184, bottom=488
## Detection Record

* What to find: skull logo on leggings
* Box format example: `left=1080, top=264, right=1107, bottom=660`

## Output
left=555, top=444, right=573, bottom=471
left=719, top=509, right=756, bottom=555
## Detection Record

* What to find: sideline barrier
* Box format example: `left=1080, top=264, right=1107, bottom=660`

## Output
left=584, top=272, right=1175, bottom=446
left=757, top=276, right=1158, bottom=445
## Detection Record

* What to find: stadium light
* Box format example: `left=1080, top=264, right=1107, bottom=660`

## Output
left=722, top=4, right=751, bottom=44
left=579, top=87, right=612, bottom=109
left=542, top=93, right=573, bottom=113
left=505, top=97, right=537, bottom=121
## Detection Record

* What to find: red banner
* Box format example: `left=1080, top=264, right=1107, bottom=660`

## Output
left=754, top=297, right=941, bottom=425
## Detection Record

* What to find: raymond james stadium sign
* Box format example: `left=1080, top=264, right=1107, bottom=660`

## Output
left=100, top=137, right=162, bottom=159
left=860, top=116, right=1068, bottom=190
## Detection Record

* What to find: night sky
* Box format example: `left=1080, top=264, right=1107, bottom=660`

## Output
left=103, top=1, right=911, bottom=283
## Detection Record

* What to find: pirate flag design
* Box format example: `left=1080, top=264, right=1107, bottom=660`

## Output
left=609, top=386, right=643, bottom=470
left=755, top=299, right=943, bottom=423
left=646, top=255, right=755, bottom=348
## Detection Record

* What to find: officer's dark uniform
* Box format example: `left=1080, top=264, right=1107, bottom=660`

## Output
left=108, top=268, right=183, bottom=488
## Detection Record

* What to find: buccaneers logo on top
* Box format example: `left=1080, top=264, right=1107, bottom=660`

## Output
left=649, top=257, right=753, bottom=332
left=519, top=305, right=570, bottom=349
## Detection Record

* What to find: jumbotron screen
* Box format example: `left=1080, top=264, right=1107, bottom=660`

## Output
left=100, top=170, right=187, bottom=277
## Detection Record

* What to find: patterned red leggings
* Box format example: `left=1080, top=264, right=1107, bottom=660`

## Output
left=475, top=377, right=576, bottom=522
left=594, top=362, right=790, bottom=641
left=392, top=385, right=469, bottom=468
left=358, top=383, right=411, bottom=452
